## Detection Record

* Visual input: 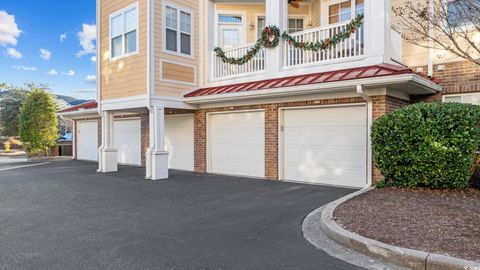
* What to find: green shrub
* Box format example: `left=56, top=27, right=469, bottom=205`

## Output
left=372, top=102, right=480, bottom=189
left=18, top=89, right=58, bottom=156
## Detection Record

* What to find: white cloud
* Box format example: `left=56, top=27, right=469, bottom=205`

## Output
left=90, top=55, right=97, bottom=63
left=47, top=69, right=58, bottom=76
left=6, top=47, right=21, bottom=59
left=62, top=70, right=75, bottom=76
left=40, top=48, right=51, bottom=60
left=84, top=74, right=97, bottom=84
left=59, top=32, right=67, bottom=42
left=76, top=24, right=96, bottom=57
left=0, top=10, right=21, bottom=47
left=12, top=65, right=36, bottom=71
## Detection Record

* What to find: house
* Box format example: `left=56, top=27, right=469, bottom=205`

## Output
left=58, top=0, right=478, bottom=188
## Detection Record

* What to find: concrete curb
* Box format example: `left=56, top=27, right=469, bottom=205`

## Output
left=27, top=156, right=72, bottom=162
left=305, top=188, right=480, bottom=270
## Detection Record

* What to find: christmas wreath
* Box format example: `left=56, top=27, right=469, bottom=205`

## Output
left=213, top=25, right=280, bottom=65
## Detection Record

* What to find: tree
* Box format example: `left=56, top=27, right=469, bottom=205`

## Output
left=0, top=87, right=29, bottom=136
left=392, top=0, right=480, bottom=66
left=18, top=88, right=58, bottom=156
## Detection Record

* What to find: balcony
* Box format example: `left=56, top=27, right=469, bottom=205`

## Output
left=206, top=0, right=394, bottom=85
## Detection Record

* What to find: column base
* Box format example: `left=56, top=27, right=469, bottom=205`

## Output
left=100, top=148, right=118, bottom=173
left=150, top=151, right=169, bottom=180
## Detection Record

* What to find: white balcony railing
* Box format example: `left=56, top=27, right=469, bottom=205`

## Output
left=210, top=22, right=365, bottom=81
left=284, top=21, right=364, bottom=67
left=211, top=43, right=266, bottom=80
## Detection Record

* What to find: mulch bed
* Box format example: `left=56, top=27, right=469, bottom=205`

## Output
left=333, top=188, right=480, bottom=261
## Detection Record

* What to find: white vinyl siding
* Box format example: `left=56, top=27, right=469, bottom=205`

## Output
left=110, top=3, right=138, bottom=59
left=281, top=105, right=367, bottom=187
left=164, top=2, right=193, bottom=57
left=208, top=111, right=265, bottom=178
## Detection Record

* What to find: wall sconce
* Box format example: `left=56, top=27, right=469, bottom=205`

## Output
left=307, top=20, right=313, bottom=28
left=249, top=21, right=255, bottom=31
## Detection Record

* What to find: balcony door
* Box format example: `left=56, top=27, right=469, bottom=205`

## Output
left=218, top=14, right=245, bottom=49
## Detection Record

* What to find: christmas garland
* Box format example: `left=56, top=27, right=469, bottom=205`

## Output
left=213, top=25, right=280, bottom=65
left=282, top=14, right=364, bottom=52
left=213, top=14, right=363, bottom=65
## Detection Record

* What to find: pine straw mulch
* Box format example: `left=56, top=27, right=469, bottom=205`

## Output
left=333, top=187, right=480, bottom=261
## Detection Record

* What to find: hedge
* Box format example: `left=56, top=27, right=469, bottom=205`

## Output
left=372, top=102, right=480, bottom=189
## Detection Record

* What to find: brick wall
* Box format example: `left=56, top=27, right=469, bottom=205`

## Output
left=193, top=97, right=365, bottom=180
left=413, top=60, right=480, bottom=95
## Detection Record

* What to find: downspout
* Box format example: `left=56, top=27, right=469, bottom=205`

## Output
left=96, top=0, right=103, bottom=172
left=427, top=0, right=435, bottom=77
left=145, top=0, right=155, bottom=179
left=356, top=85, right=373, bottom=188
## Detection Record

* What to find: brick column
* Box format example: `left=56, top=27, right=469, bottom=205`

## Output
left=194, top=110, right=207, bottom=173
left=141, top=113, right=149, bottom=167
left=265, top=105, right=279, bottom=180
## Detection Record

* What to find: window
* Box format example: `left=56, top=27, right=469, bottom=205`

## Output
left=219, top=15, right=242, bottom=24
left=164, top=4, right=193, bottom=56
left=329, top=1, right=351, bottom=24
left=447, top=0, right=472, bottom=26
left=444, top=93, right=480, bottom=105
left=355, top=0, right=364, bottom=16
left=288, top=18, right=304, bottom=33
left=110, top=5, right=138, bottom=59
left=257, top=16, right=266, bottom=39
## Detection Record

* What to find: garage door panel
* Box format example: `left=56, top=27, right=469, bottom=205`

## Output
left=283, top=105, right=367, bottom=187
left=113, top=119, right=141, bottom=166
left=165, top=114, right=194, bottom=171
left=77, top=121, right=98, bottom=161
left=209, top=111, right=265, bottom=178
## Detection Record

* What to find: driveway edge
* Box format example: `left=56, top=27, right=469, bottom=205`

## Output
left=303, top=188, right=480, bottom=270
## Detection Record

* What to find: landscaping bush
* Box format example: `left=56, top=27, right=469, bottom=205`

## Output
left=18, top=89, right=58, bottom=156
left=372, top=102, right=480, bottom=189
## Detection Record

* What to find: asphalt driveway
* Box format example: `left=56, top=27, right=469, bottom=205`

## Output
left=0, top=160, right=362, bottom=270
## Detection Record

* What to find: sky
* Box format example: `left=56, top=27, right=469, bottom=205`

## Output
left=0, top=0, right=97, bottom=100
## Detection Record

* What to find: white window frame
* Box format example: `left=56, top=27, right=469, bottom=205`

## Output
left=109, top=2, right=139, bottom=61
left=163, top=1, right=194, bottom=59
left=321, top=0, right=358, bottom=26
left=442, top=93, right=480, bottom=104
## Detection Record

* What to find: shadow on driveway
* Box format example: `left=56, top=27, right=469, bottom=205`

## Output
left=0, top=160, right=362, bottom=270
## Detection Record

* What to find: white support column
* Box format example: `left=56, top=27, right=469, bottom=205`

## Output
left=148, top=106, right=169, bottom=180
left=364, top=0, right=388, bottom=61
left=72, top=120, right=76, bottom=160
left=265, top=0, right=287, bottom=74
left=99, top=110, right=118, bottom=173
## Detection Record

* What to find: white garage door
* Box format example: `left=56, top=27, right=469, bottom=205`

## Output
left=282, top=105, right=367, bottom=187
left=165, top=114, right=194, bottom=171
left=113, top=119, right=141, bottom=166
left=209, top=111, right=265, bottom=178
left=77, top=120, right=98, bottom=161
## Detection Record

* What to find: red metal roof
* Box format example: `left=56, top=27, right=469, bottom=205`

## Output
left=58, top=100, right=97, bottom=113
left=185, top=64, right=420, bottom=98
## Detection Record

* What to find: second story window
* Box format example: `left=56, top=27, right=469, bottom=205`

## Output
left=110, top=4, right=138, bottom=59
left=165, top=4, right=193, bottom=57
